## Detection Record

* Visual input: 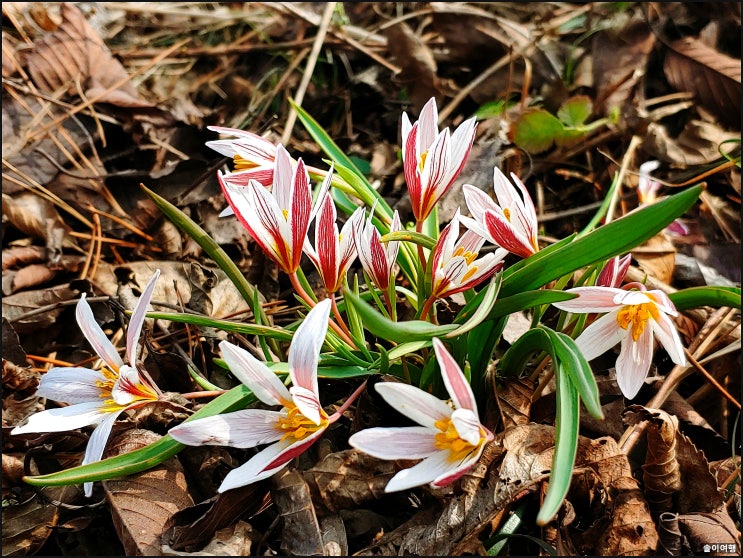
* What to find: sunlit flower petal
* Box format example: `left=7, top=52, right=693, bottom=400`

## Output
left=375, top=382, right=452, bottom=428
left=219, top=341, right=291, bottom=407
left=76, top=294, right=123, bottom=372
left=552, top=284, right=687, bottom=399
left=352, top=341, right=492, bottom=493
left=402, top=97, right=477, bottom=223
left=349, top=427, right=440, bottom=460
left=11, top=271, right=163, bottom=496
left=353, top=207, right=402, bottom=291
left=169, top=409, right=284, bottom=448
left=288, top=299, right=331, bottom=398
left=462, top=168, right=539, bottom=259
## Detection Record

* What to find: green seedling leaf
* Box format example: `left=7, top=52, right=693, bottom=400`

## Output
left=456, top=289, right=577, bottom=325
left=510, top=108, right=565, bottom=154
left=669, top=286, right=741, bottom=311
left=343, top=288, right=456, bottom=342
left=556, top=95, right=593, bottom=127
left=536, top=370, right=580, bottom=526
left=23, top=385, right=257, bottom=487
left=140, top=185, right=279, bottom=354
left=380, top=230, right=437, bottom=251
left=499, top=185, right=703, bottom=298
left=445, top=274, right=502, bottom=337
left=146, top=312, right=293, bottom=341
left=546, top=329, right=602, bottom=419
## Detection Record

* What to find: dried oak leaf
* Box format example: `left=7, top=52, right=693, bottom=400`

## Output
left=663, top=36, right=741, bottom=130
left=303, top=448, right=396, bottom=513
left=271, top=467, right=325, bottom=557
left=103, top=429, right=194, bottom=557
left=24, top=2, right=148, bottom=107
left=161, top=521, right=256, bottom=557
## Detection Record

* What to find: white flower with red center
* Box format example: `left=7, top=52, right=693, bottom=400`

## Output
left=352, top=206, right=403, bottom=292
left=461, top=167, right=539, bottom=259
left=349, top=338, right=493, bottom=492
left=219, top=144, right=328, bottom=275
left=552, top=284, right=686, bottom=399
left=303, top=188, right=358, bottom=294
left=402, top=97, right=477, bottom=224
left=429, top=210, right=507, bottom=301
left=11, top=270, right=162, bottom=496
left=168, top=299, right=363, bottom=492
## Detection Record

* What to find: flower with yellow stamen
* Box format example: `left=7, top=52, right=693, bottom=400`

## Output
left=552, top=283, right=686, bottom=399
left=11, top=270, right=163, bottom=497
left=349, top=338, right=493, bottom=492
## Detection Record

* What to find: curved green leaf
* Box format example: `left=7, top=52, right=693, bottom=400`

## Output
left=669, top=286, right=741, bottom=311
left=146, top=312, right=293, bottom=341
left=536, top=369, right=580, bottom=527
left=457, top=289, right=577, bottom=325
left=499, top=185, right=703, bottom=298
left=23, top=385, right=257, bottom=487
left=380, top=230, right=437, bottom=251
left=343, top=288, right=456, bottom=342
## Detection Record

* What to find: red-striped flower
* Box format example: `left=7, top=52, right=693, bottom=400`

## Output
left=349, top=338, right=493, bottom=492
left=303, top=189, right=358, bottom=294
left=429, top=211, right=507, bottom=301
left=402, top=97, right=477, bottom=223
left=219, top=144, right=328, bottom=275
left=207, top=126, right=277, bottom=190
left=461, top=168, right=539, bottom=259
left=352, top=207, right=403, bottom=292
left=169, top=300, right=363, bottom=491
left=11, top=271, right=162, bottom=497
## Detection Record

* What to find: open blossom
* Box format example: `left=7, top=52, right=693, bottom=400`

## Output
left=303, top=189, right=357, bottom=294
left=169, top=300, right=362, bottom=492
left=349, top=338, right=493, bottom=492
left=220, top=144, right=328, bottom=275
left=207, top=126, right=278, bottom=189
left=11, top=270, right=162, bottom=497
left=402, top=97, right=477, bottom=223
left=552, top=284, right=686, bottom=399
left=352, top=206, right=402, bottom=291
left=461, top=167, right=539, bottom=259
left=428, top=210, right=507, bottom=301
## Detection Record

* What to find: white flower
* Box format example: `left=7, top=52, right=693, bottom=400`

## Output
left=11, top=270, right=162, bottom=496
left=349, top=338, right=493, bottom=492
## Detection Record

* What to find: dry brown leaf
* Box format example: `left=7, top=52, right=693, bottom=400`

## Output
left=625, top=406, right=682, bottom=516
left=632, top=233, right=677, bottom=285
left=384, top=22, right=441, bottom=111
left=24, top=2, right=148, bottom=107
left=103, top=429, right=194, bottom=557
left=161, top=521, right=256, bottom=557
left=271, top=467, right=325, bottom=556
left=162, top=481, right=268, bottom=553
left=303, top=448, right=396, bottom=513
left=661, top=510, right=741, bottom=556
left=2, top=192, right=81, bottom=257
left=319, top=514, right=349, bottom=557
left=2, top=282, right=80, bottom=334
left=494, top=377, right=536, bottom=429
left=575, top=436, right=659, bottom=556
left=664, top=36, right=741, bottom=129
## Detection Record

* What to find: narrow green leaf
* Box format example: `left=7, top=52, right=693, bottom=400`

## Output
left=669, top=286, right=741, bottom=311
left=445, top=274, right=502, bottom=337
left=457, top=289, right=577, bottom=325
left=23, top=385, right=257, bottom=487
left=380, top=230, right=437, bottom=251
left=536, top=371, right=580, bottom=526
left=499, top=185, right=703, bottom=298
left=547, top=329, right=602, bottom=419
left=140, top=184, right=280, bottom=356
left=146, top=312, right=293, bottom=341
left=343, top=289, right=456, bottom=343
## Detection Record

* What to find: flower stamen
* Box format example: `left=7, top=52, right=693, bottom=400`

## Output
left=434, top=417, right=480, bottom=462
left=616, top=302, right=660, bottom=341
left=277, top=405, right=328, bottom=442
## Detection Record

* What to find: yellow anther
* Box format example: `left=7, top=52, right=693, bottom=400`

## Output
left=616, top=302, right=660, bottom=341
left=503, top=207, right=511, bottom=222
left=277, top=404, right=328, bottom=442
left=233, top=154, right=258, bottom=171
left=282, top=208, right=289, bottom=220
left=418, top=151, right=428, bottom=172
left=433, top=417, right=481, bottom=462
left=461, top=266, right=478, bottom=283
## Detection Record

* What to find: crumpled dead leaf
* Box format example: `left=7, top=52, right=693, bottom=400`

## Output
left=271, top=467, right=325, bottom=556
left=160, top=521, right=256, bottom=557
left=103, top=429, right=194, bottom=557
left=23, top=2, right=150, bottom=107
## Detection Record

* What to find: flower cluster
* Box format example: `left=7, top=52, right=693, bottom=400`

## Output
left=12, top=96, right=690, bottom=516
